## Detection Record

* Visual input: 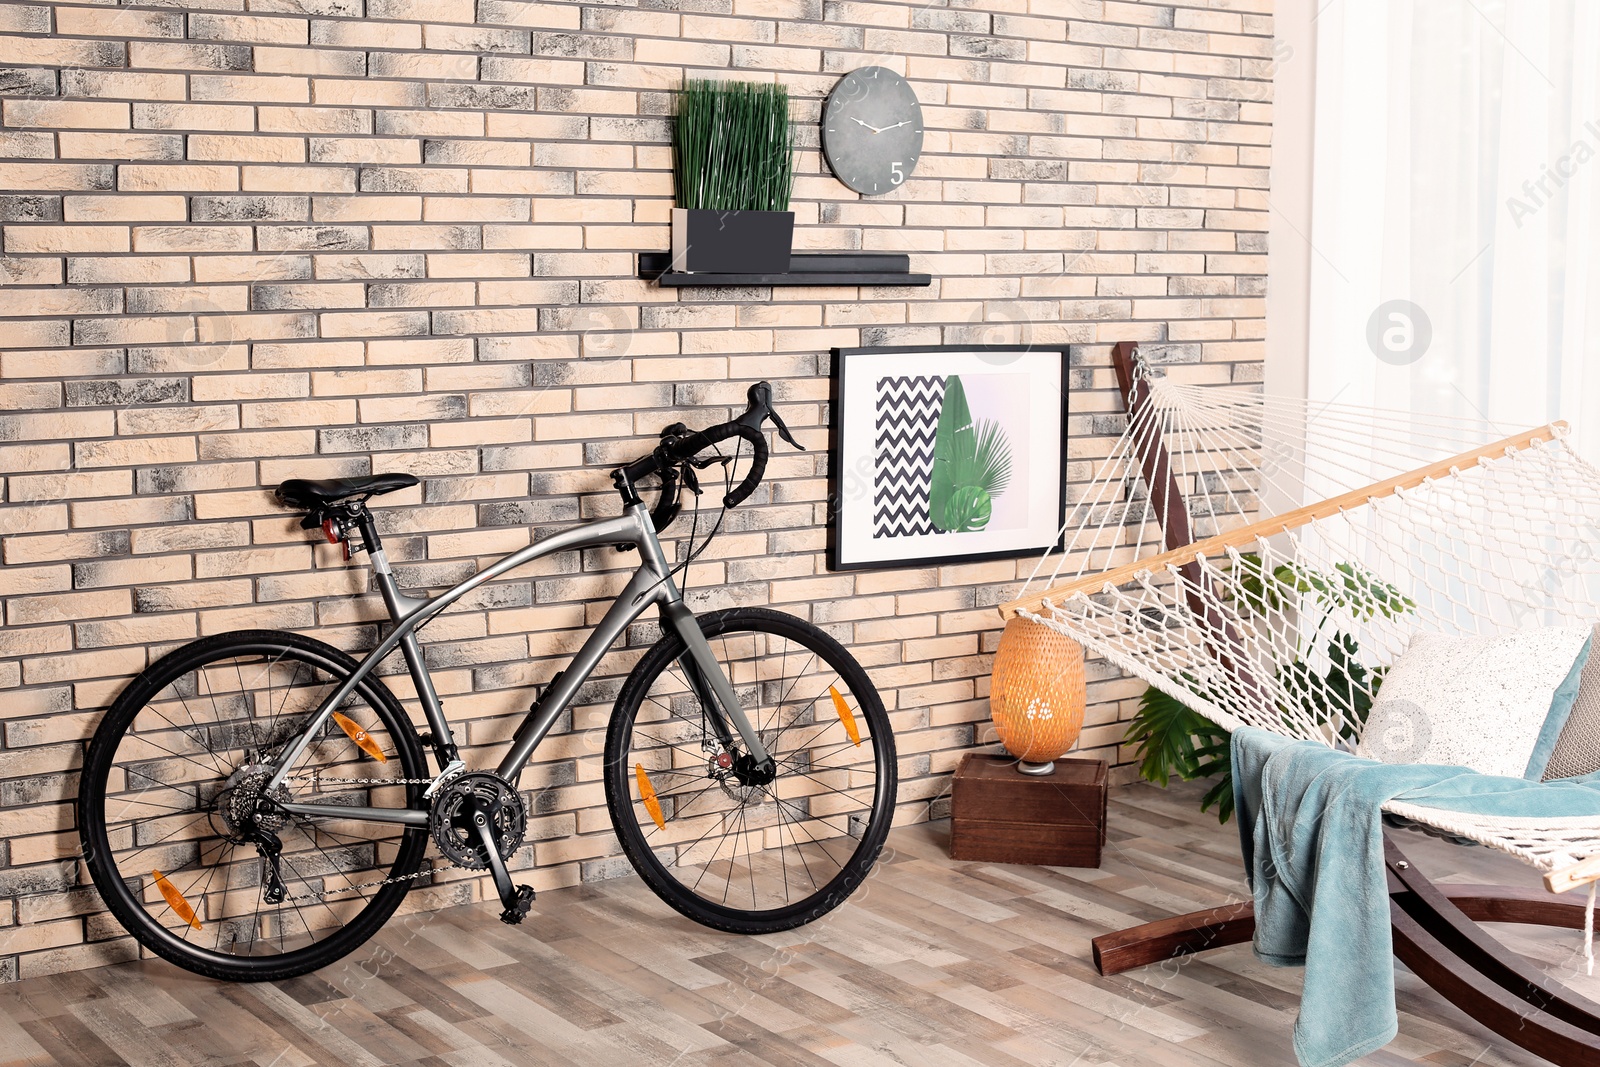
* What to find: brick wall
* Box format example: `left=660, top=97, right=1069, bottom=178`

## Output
left=0, top=0, right=1274, bottom=979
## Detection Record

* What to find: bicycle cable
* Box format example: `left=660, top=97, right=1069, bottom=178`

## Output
left=669, top=438, right=740, bottom=595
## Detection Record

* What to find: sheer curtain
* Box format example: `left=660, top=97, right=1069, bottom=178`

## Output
left=1306, top=0, right=1600, bottom=461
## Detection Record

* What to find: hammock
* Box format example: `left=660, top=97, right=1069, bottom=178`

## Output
left=1003, top=350, right=1600, bottom=879
left=997, top=346, right=1600, bottom=1064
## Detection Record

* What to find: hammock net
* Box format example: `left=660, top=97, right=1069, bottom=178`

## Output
left=1010, top=359, right=1600, bottom=874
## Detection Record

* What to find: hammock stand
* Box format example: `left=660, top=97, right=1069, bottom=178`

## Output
left=999, top=343, right=1600, bottom=1066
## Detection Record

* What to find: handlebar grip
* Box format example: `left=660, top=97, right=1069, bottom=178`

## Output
left=648, top=461, right=682, bottom=532
left=722, top=425, right=767, bottom=508
left=667, top=423, right=768, bottom=504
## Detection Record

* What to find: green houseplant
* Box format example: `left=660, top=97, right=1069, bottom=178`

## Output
left=1124, top=555, right=1414, bottom=823
left=671, top=79, right=796, bottom=275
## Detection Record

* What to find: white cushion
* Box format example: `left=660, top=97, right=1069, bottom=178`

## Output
left=1356, top=627, right=1592, bottom=778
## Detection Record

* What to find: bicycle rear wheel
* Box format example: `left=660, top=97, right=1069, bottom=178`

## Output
left=79, top=630, right=429, bottom=981
left=604, top=608, right=897, bottom=932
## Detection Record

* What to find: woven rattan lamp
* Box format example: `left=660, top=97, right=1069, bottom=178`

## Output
left=989, top=615, right=1086, bottom=775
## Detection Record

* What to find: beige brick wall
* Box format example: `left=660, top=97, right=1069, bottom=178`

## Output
left=0, top=0, right=1274, bottom=979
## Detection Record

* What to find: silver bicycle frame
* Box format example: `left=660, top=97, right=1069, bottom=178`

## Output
left=269, top=502, right=769, bottom=828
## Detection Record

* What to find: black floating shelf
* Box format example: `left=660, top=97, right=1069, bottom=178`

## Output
left=638, top=252, right=931, bottom=288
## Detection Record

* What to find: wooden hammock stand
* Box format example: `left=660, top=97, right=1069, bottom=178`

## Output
left=998, top=342, right=1600, bottom=1066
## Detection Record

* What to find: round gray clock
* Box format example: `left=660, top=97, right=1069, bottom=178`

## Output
left=821, top=66, right=924, bottom=196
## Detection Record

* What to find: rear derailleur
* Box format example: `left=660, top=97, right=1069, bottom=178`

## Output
left=255, top=829, right=288, bottom=905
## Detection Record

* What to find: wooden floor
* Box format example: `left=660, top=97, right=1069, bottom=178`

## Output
left=4, top=779, right=1598, bottom=1067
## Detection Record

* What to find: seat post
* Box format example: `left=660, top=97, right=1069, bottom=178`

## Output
left=351, top=505, right=384, bottom=555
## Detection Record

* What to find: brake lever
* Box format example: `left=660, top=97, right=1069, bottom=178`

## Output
left=736, top=381, right=805, bottom=451
left=680, top=462, right=702, bottom=496
left=769, top=409, right=804, bottom=451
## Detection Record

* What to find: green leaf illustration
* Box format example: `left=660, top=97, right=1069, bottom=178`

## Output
left=928, top=376, right=1013, bottom=533
left=938, top=485, right=993, bottom=532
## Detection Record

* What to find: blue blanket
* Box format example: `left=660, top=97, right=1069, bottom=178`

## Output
left=1231, top=726, right=1600, bottom=1067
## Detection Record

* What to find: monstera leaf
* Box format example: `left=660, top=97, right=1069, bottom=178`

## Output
left=940, top=485, right=993, bottom=532
left=1125, top=680, right=1235, bottom=823
left=928, top=376, right=1013, bottom=533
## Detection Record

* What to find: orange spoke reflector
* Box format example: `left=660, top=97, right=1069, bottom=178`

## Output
left=152, top=870, right=201, bottom=930
left=635, top=763, right=666, bottom=831
left=830, top=686, right=861, bottom=747
left=333, top=710, right=387, bottom=763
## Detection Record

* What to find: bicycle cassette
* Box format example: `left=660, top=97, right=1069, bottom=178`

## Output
left=428, top=771, right=527, bottom=869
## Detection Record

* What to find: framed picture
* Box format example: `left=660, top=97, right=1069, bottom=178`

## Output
left=827, top=344, right=1069, bottom=571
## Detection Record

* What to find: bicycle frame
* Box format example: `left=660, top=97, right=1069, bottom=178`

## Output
left=267, top=502, right=770, bottom=828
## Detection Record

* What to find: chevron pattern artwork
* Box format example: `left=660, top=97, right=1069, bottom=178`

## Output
left=873, top=375, right=946, bottom=538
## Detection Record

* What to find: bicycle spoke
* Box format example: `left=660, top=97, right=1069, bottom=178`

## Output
left=155, top=686, right=231, bottom=779
left=111, top=811, right=214, bottom=862
left=772, top=791, right=818, bottom=892
left=767, top=792, right=852, bottom=867
left=687, top=809, right=738, bottom=895
left=126, top=710, right=232, bottom=779
left=782, top=735, right=872, bottom=768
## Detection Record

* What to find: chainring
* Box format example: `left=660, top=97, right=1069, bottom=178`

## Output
left=428, top=771, right=527, bottom=869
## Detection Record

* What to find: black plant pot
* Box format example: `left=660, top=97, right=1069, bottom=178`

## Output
left=670, top=208, right=794, bottom=274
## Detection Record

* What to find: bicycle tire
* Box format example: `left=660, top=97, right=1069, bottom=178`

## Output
left=604, top=607, right=897, bottom=933
left=79, top=630, right=428, bottom=981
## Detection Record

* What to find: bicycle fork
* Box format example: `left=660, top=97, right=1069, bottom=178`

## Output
left=658, top=598, right=775, bottom=775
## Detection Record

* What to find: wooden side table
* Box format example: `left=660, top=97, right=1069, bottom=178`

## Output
left=949, top=753, right=1108, bottom=867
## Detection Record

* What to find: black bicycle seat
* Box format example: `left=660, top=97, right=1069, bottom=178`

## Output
left=276, top=473, right=419, bottom=510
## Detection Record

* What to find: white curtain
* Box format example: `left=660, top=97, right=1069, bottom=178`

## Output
left=1306, top=0, right=1600, bottom=462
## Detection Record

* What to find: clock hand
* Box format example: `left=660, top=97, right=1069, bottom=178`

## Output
left=850, top=117, right=877, bottom=132
left=880, top=120, right=911, bottom=131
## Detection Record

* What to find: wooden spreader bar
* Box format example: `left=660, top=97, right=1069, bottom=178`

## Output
left=1547, top=853, right=1600, bottom=894
left=1000, top=421, right=1567, bottom=620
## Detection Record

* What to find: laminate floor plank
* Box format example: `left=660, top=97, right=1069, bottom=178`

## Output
left=8, top=780, right=1597, bottom=1066
left=18, top=1014, right=129, bottom=1067
left=0, top=1005, right=54, bottom=1067
left=238, top=982, right=399, bottom=1067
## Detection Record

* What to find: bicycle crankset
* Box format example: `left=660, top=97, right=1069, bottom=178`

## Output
left=429, top=771, right=526, bottom=869
left=429, top=771, right=536, bottom=924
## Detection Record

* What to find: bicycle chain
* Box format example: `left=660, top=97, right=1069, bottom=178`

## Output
left=276, top=772, right=468, bottom=904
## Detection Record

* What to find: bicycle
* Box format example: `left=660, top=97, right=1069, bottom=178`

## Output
left=78, top=382, right=898, bottom=981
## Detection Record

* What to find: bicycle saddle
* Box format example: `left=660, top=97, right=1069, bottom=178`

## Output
left=276, top=473, right=419, bottom=510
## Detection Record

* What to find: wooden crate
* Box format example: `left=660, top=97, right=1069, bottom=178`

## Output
left=949, top=753, right=1107, bottom=867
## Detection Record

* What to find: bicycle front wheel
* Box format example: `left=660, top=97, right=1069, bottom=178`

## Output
left=79, top=630, right=429, bottom=981
left=605, top=607, right=897, bottom=933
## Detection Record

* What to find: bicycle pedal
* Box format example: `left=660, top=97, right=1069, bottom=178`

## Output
left=500, top=884, right=535, bottom=925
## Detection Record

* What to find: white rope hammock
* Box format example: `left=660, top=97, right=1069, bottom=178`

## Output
left=1003, top=362, right=1600, bottom=884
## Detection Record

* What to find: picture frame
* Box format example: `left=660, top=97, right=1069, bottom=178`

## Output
left=827, top=344, right=1070, bottom=572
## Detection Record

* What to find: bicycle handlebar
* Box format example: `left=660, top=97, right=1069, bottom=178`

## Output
left=615, top=381, right=803, bottom=533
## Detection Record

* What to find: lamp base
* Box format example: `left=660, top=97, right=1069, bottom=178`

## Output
left=1017, top=760, right=1056, bottom=776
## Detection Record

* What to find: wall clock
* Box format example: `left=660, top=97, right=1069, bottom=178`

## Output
left=821, top=66, right=924, bottom=196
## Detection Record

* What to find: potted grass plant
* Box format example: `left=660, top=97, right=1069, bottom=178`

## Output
left=671, top=79, right=796, bottom=275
